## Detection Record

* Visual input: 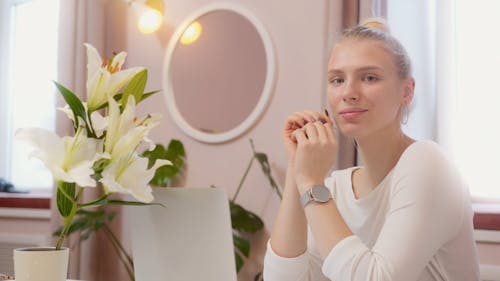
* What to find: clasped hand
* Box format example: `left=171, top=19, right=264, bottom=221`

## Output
left=283, top=110, right=338, bottom=194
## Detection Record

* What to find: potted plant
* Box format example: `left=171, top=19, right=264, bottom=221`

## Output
left=15, top=43, right=170, bottom=281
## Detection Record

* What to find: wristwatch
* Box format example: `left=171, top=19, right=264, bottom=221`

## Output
left=300, top=184, right=332, bottom=208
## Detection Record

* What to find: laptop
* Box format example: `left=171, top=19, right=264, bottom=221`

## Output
left=129, top=187, right=237, bottom=281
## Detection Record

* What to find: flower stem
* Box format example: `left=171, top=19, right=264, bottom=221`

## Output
left=231, top=156, right=255, bottom=202
left=103, top=224, right=135, bottom=281
left=56, top=188, right=83, bottom=250
left=104, top=223, right=133, bottom=266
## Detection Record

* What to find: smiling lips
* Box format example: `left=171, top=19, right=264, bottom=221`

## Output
left=339, top=108, right=367, bottom=120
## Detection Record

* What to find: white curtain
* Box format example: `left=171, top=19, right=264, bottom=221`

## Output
left=386, top=0, right=455, bottom=152
left=386, top=0, right=437, bottom=142
left=433, top=0, right=456, bottom=155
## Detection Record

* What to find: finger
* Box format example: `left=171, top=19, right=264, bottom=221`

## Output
left=322, top=109, right=339, bottom=131
left=303, top=122, right=319, bottom=141
left=293, top=128, right=308, bottom=144
left=324, top=121, right=336, bottom=142
left=313, top=121, right=328, bottom=140
left=289, top=112, right=310, bottom=127
left=322, top=109, right=332, bottom=124
left=302, top=109, right=323, bottom=123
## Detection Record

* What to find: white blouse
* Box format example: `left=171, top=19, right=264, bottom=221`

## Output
left=264, top=140, right=480, bottom=281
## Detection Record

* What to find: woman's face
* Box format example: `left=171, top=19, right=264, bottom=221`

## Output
left=327, top=38, right=413, bottom=139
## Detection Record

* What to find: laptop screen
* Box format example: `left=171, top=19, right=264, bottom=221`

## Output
left=129, top=187, right=237, bottom=281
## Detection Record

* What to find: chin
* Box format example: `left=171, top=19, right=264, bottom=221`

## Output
left=337, top=125, right=363, bottom=138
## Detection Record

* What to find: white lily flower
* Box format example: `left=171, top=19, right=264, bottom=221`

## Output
left=105, top=95, right=161, bottom=160
left=100, top=152, right=171, bottom=203
left=84, top=43, right=144, bottom=112
left=15, top=127, right=103, bottom=187
left=58, top=104, right=108, bottom=137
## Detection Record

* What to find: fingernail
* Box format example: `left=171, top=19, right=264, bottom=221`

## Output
left=324, top=109, right=330, bottom=117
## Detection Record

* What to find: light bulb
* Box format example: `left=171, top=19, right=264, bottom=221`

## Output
left=138, top=8, right=162, bottom=34
left=180, top=21, right=202, bottom=45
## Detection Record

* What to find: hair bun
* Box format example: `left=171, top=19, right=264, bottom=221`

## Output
left=360, top=17, right=390, bottom=33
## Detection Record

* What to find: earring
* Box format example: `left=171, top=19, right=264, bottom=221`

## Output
left=401, top=105, right=409, bottom=125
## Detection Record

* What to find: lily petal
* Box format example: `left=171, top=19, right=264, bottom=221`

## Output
left=15, top=128, right=64, bottom=168
left=110, top=51, right=127, bottom=70
left=84, top=43, right=102, bottom=84
left=15, top=128, right=100, bottom=187
left=100, top=154, right=171, bottom=203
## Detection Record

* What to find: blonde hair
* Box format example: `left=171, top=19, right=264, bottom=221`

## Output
left=342, top=17, right=412, bottom=78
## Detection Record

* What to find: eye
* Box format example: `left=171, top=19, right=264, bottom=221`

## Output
left=329, top=77, right=344, bottom=86
left=363, top=74, right=379, bottom=83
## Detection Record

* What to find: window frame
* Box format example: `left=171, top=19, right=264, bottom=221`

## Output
left=0, top=0, right=14, bottom=180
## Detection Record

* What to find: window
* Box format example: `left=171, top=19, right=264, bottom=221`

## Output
left=387, top=0, right=500, bottom=200
left=453, top=0, right=500, bottom=200
left=0, top=0, right=59, bottom=192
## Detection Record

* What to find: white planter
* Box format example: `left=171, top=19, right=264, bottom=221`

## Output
left=13, top=247, right=69, bottom=281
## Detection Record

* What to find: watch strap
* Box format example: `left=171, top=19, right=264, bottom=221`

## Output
left=300, top=188, right=313, bottom=208
left=300, top=184, right=332, bottom=208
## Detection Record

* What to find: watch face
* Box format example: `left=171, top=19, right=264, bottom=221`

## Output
left=311, top=185, right=331, bottom=202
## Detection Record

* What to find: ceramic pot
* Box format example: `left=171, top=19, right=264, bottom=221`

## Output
left=13, top=247, right=69, bottom=281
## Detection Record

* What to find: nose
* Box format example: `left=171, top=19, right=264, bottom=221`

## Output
left=341, top=79, right=360, bottom=103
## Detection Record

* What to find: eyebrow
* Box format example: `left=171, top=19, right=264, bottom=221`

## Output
left=327, top=66, right=385, bottom=75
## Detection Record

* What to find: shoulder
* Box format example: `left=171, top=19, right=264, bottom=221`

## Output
left=401, top=140, right=447, bottom=162
left=391, top=141, right=469, bottom=236
left=391, top=140, right=466, bottom=211
left=395, top=140, right=454, bottom=175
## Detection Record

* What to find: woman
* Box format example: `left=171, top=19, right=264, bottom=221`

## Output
left=264, top=18, right=480, bottom=281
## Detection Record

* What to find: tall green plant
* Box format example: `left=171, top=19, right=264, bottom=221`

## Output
left=230, top=139, right=281, bottom=274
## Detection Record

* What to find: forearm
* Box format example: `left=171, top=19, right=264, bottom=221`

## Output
left=270, top=162, right=308, bottom=258
left=303, top=200, right=352, bottom=259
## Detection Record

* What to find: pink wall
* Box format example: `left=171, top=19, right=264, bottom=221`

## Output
left=123, top=1, right=338, bottom=278
left=125, top=0, right=337, bottom=229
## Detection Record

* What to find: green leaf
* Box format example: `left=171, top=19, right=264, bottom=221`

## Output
left=139, top=90, right=159, bottom=103
left=252, top=140, right=282, bottom=200
left=92, top=158, right=110, bottom=174
left=149, top=165, right=178, bottom=187
left=93, top=90, right=159, bottom=111
left=57, top=182, right=75, bottom=217
left=235, top=251, right=244, bottom=273
left=230, top=201, right=264, bottom=233
left=78, top=194, right=109, bottom=208
left=142, top=140, right=186, bottom=187
left=96, top=199, right=164, bottom=207
left=233, top=233, right=250, bottom=257
left=53, top=81, right=89, bottom=132
left=121, top=69, right=147, bottom=107
left=142, top=144, right=168, bottom=168
left=52, top=209, right=116, bottom=241
left=167, top=139, right=186, bottom=157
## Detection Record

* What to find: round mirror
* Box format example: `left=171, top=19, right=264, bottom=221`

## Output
left=163, top=3, right=275, bottom=143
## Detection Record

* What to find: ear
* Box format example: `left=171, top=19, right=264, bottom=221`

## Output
left=402, top=77, right=415, bottom=105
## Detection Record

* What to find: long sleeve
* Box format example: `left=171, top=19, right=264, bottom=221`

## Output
left=321, top=142, right=469, bottom=280
left=264, top=141, right=478, bottom=281
left=264, top=229, right=331, bottom=281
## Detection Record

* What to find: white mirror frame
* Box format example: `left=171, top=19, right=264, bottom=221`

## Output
left=163, top=2, right=276, bottom=143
